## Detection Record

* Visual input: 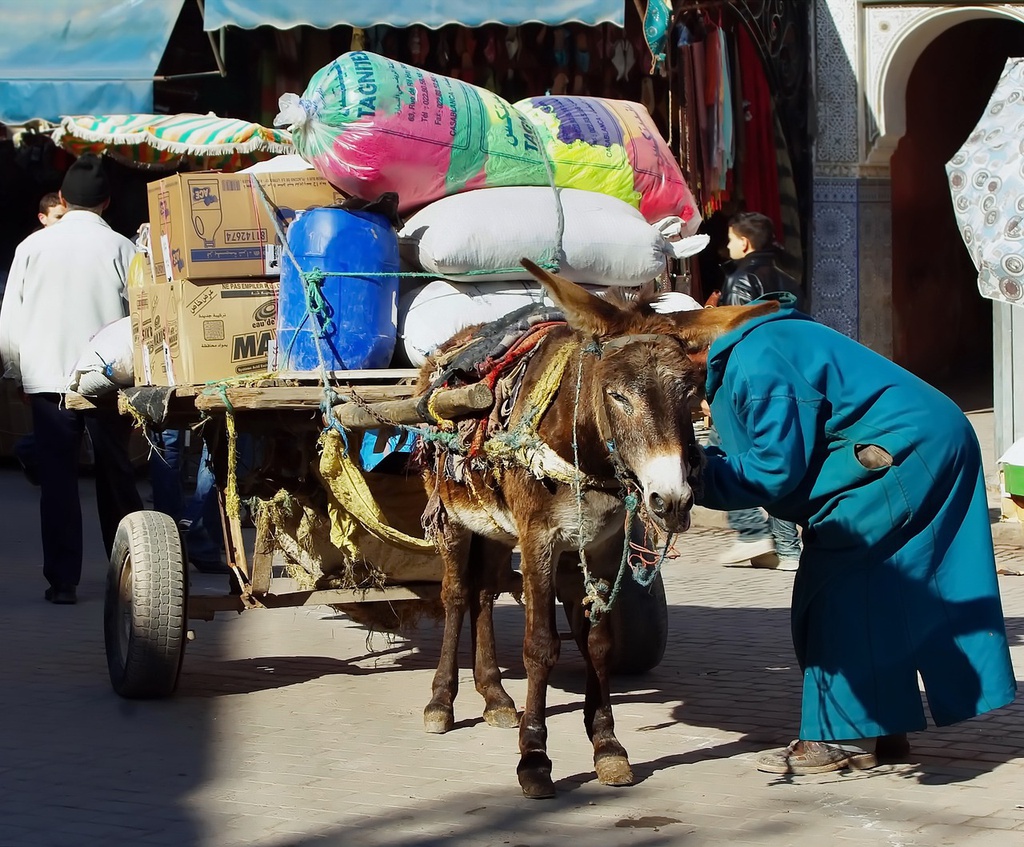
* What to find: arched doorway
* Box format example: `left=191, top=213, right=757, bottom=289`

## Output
left=889, top=17, right=1024, bottom=406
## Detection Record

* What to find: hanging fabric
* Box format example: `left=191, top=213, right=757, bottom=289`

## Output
left=736, top=24, right=783, bottom=240
left=640, top=0, right=673, bottom=73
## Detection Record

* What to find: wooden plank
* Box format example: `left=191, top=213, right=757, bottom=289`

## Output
left=331, top=382, right=492, bottom=429
left=276, top=368, right=420, bottom=382
left=187, top=582, right=442, bottom=619
left=65, top=392, right=98, bottom=411
left=261, top=582, right=441, bottom=608
left=193, top=383, right=416, bottom=411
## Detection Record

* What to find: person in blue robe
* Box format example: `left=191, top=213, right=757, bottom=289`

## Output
left=677, top=295, right=1016, bottom=774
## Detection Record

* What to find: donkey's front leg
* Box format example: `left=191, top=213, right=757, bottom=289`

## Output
left=516, top=538, right=561, bottom=799
left=586, top=614, right=633, bottom=786
left=424, top=527, right=473, bottom=734
left=471, top=536, right=519, bottom=728
left=583, top=539, right=633, bottom=787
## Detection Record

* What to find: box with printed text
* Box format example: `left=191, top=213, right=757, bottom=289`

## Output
left=146, top=282, right=180, bottom=386
left=174, top=279, right=278, bottom=384
left=146, top=170, right=343, bottom=282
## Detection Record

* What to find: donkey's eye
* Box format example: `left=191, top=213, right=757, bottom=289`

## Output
left=607, top=391, right=633, bottom=413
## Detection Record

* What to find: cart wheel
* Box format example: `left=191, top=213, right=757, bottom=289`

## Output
left=104, top=510, right=187, bottom=699
left=604, top=570, right=668, bottom=675
left=558, top=567, right=669, bottom=676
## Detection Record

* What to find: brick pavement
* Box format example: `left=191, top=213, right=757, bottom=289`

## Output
left=2, top=465, right=1024, bottom=847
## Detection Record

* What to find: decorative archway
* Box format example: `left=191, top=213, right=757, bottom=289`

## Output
left=861, top=2, right=1024, bottom=452
left=864, top=3, right=1024, bottom=166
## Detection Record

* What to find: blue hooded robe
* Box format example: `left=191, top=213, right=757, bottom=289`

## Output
left=699, top=301, right=1016, bottom=740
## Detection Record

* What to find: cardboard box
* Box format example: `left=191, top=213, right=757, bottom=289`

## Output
left=147, top=282, right=180, bottom=386
left=147, top=171, right=343, bottom=282
left=174, top=279, right=278, bottom=384
left=127, top=250, right=160, bottom=385
left=128, top=284, right=153, bottom=386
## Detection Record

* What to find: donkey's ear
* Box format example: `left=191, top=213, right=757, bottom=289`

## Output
left=662, top=301, right=780, bottom=353
left=521, top=258, right=625, bottom=336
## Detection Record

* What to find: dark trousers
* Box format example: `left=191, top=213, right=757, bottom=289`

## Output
left=148, top=427, right=223, bottom=563
left=30, top=394, right=143, bottom=588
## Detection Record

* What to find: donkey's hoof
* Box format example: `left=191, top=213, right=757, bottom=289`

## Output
left=423, top=704, right=455, bottom=734
left=518, top=768, right=556, bottom=799
left=518, top=753, right=556, bottom=799
left=595, top=755, right=634, bottom=787
left=483, top=706, right=520, bottom=728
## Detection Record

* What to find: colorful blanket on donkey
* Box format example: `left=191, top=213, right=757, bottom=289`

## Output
left=415, top=303, right=567, bottom=474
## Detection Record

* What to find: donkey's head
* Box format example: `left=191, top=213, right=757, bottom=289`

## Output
left=592, top=331, right=705, bottom=533
left=522, top=260, right=704, bottom=533
left=522, top=260, right=780, bottom=533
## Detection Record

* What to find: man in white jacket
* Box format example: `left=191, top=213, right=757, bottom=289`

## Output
left=0, top=154, right=143, bottom=604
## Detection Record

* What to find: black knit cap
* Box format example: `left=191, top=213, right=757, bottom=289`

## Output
left=61, top=153, right=110, bottom=207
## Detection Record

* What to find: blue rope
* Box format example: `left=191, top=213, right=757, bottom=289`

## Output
left=302, top=268, right=335, bottom=338
left=92, top=353, right=115, bottom=379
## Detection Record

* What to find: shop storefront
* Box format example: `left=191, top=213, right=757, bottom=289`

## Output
left=813, top=0, right=1024, bottom=453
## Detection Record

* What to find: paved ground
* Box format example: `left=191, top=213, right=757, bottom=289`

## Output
left=3, top=458, right=1024, bottom=847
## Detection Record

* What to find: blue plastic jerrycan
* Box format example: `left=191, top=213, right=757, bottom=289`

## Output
left=277, top=206, right=399, bottom=372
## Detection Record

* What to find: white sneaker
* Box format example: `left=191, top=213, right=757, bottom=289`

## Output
left=751, top=553, right=799, bottom=571
left=720, top=537, right=776, bottom=566
left=751, top=551, right=780, bottom=569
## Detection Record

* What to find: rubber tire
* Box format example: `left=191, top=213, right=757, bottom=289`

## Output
left=104, top=510, right=188, bottom=699
left=604, top=571, right=669, bottom=675
left=559, top=568, right=669, bottom=676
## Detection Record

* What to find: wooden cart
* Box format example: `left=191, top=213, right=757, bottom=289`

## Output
left=71, top=369, right=670, bottom=699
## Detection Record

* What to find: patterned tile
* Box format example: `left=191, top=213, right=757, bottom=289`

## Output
left=812, top=177, right=859, bottom=337
left=815, top=0, right=859, bottom=165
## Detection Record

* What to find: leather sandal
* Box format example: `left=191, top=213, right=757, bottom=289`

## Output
left=755, top=740, right=854, bottom=775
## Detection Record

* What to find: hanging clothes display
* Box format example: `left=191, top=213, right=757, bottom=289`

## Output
left=735, top=23, right=783, bottom=240
left=669, top=13, right=790, bottom=238
left=664, top=6, right=804, bottom=303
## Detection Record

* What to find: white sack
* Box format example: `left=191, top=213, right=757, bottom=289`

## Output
left=240, top=153, right=314, bottom=173
left=399, top=280, right=551, bottom=367
left=651, top=291, right=704, bottom=313
left=399, top=187, right=679, bottom=286
left=67, top=317, right=134, bottom=396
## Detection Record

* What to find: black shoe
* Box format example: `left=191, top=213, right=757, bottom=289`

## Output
left=44, top=585, right=78, bottom=605
left=874, top=733, right=912, bottom=763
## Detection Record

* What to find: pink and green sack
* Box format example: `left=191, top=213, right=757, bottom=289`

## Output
left=278, top=51, right=699, bottom=228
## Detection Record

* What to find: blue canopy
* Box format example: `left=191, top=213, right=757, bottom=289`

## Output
left=0, top=0, right=184, bottom=125
left=203, top=0, right=624, bottom=29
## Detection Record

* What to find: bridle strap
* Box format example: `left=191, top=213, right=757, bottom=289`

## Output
left=599, top=333, right=666, bottom=354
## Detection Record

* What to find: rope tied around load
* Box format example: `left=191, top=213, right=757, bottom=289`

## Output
left=301, top=267, right=334, bottom=338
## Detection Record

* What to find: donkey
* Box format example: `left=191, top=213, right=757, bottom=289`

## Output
left=418, top=260, right=778, bottom=798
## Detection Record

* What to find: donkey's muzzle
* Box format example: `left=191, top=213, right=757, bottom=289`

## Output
left=647, top=484, right=694, bottom=534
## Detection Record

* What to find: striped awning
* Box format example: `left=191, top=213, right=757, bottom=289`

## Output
left=0, top=0, right=183, bottom=124
left=202, top=0, right=624, bottom=29
left=51, top=113, right=294, bottom=171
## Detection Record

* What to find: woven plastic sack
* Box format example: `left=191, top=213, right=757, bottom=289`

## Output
left=515, top=95, right=700, bottom=228
left=398, top=279, right=552, bottom=367
left=67, top=317, right=134, bottom=396
left=399, top=187, right=679, bottom=285
left=277, top=51, right=545, bottom=214
left=277, top=52, right=700, bottom=226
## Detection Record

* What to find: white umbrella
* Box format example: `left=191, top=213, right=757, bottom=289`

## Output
left=947, top=56, right=1024, bottom=307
